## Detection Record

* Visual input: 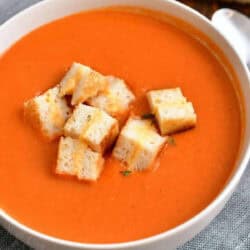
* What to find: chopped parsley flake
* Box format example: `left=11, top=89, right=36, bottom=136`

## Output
left=87, top=115, right=91, bottom=121
left=120, top=170, right=132, bottom=176
left=167, top=136, right=176, bottom=145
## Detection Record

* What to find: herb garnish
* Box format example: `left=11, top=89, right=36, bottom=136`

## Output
left=120, top=170, right=132, bottom=176
left=87, top=114, right=91, bottom=121
left=167, top=136, right=176, bottom=145
left=141, top=113, right=155, bottom=120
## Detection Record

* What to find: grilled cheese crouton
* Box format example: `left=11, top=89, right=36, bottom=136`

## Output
left=24, top=86, right=71, bottom=140
left=56, top=137, right=104, bottom=181
left=87, top=76, right=135, bottom=121
left=147, top=88, right=197, bottom=135
left=113, top=117, right=166, bottom=171
left=147, top=88, right=186, bottom=113
left=155, top=102, right=197, bottom=135
left=59, top=62, right=88, bottom=97
left=64, top=104, right=119, bottom=153
left=71, top=68, right=108, bottom=105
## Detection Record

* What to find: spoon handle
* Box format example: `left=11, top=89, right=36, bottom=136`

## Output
left=212, top=8, right=250, bottom=71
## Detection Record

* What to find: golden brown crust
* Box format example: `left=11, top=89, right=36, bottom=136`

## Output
left=24, top=100, right=41, bottom=130
left=72, top=72, right=108, bottom=105
left=23, top=100, right=52, bottom=140
left=23, top=99, right=63, bottom=141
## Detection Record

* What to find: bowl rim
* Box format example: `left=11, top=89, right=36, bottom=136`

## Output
left=0, top=0, right=249, bottom=249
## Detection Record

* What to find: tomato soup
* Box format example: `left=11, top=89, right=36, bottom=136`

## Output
left=0, top=8, right=242, bottom=243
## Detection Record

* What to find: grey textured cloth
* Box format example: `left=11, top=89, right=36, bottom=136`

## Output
left=0, top=1, right=249, bottom=249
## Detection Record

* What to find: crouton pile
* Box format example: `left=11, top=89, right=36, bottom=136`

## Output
left=24, top=62, right=197, bottom=182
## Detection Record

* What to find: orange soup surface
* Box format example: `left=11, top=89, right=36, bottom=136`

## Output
left=0, top=8, right=242, bottom=243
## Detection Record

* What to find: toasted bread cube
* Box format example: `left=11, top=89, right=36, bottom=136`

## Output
left=155, top=102, right=197, bottom=135
left=87, top=76, right=135, bottom=121
left=56, top=137, right=104, bottom=181
left=147, top=88, right=186, bottom=113
left=113, top=117, right=166, bottom=171
left=56, top=136, right=79, bottom=176
left=71, top=67, right=108, bottom=105
left=64, top=104, right=119, bottom=153
left=24, top=86, right=71, bottom=140
left=59, top=62, right=88, bottom=97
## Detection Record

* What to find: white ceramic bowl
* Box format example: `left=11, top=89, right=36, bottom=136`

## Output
left=0, top=0, right=249, bottom=249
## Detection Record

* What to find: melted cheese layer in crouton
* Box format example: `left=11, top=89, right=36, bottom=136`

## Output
left=64, top=104, right=119, bottom=153
left=56, top=137, right=104, bottom=181
left=24, top=86, right=71, bottom=140
left=87, top=76, right=135, bottom=120
left=59, top=62, right=89, bottom=97
left=113, top=117, right=166, bottom=171
left=71, top=68, right=108, bottom=105
left=155, top=102, right=197, bottom=135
